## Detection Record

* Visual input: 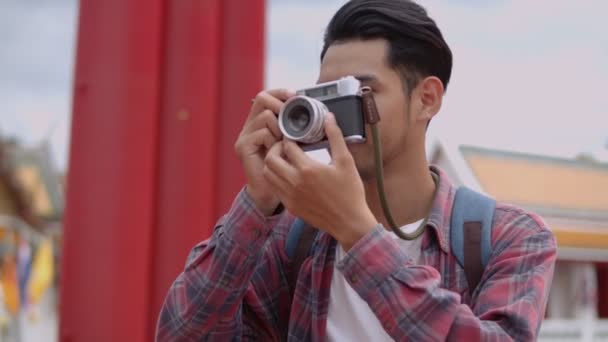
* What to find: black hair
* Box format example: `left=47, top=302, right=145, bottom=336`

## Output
left=321, top=0, right=452, bottom=95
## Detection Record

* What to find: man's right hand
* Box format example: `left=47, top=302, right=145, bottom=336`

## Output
left=234, top=88, right=295, bottom=216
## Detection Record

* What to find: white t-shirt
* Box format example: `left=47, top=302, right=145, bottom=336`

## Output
left=326, top=219, right=425, bottom=342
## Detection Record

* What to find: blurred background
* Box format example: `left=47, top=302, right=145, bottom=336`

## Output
left=0, top=0, right=606, bottom=341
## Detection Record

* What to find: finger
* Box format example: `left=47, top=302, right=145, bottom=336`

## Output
left=238, top=128, right=278, bottom=154
left=265, top=142, right=298, bottom=184
left=250, top=89, right=296, bottom=117
left=282, top=140, right=313, bottom=169
left=263, top=164, right=290, bottom=201
left=267, top=88, right=297, bottom=101
left=323, top=113, right=351, bottom=166
left=244, top=109, right=282, bottom=139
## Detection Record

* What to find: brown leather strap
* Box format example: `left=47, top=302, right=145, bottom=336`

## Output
left=463, top=222, right=483, bottom=295
left=288, top=225, right=316, bottom=299
left=361, top=86, right=380, bottom=124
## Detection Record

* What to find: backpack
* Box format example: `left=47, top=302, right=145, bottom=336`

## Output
left=285, top=186, right=496, bottom=297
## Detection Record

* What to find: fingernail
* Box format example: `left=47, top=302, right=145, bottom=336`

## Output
left=325, top=112, right=335, bottom=123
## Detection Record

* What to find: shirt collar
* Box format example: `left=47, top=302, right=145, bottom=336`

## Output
left=424, top=165, right=457, bottom=254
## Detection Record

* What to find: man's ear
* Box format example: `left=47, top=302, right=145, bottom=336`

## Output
left=413, top=76, right=444, bottom=125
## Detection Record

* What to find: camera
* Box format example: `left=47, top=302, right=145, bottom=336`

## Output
left=278, top=76, right=366, bottom=150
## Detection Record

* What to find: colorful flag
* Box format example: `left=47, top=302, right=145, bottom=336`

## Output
left=27, top=238, right=54, bottom=305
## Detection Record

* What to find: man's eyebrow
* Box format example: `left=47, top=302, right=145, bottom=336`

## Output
left=353, top=74, right=378, bottom=83
left=316, top=74, right=379, bottom=84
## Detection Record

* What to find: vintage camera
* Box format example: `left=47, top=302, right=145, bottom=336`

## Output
left=278, top=76, right=366, bottom=150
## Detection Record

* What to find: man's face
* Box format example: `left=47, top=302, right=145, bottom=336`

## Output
left=318, top=38, right=416, bottom=181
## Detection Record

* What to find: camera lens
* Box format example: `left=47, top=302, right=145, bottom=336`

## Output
left=278, top=96, right=327, bottom=143
left=286, top=105, right=310, bottom=133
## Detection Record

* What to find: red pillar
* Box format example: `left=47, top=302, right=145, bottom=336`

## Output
left=59, top=1, right=164, bottom=341
left=61, top=0, right=265, bottom=341
left=149, top=0, right=265, bottom=333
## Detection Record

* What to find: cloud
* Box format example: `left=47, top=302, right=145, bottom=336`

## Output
left=433, top=51, right=607, bottom=158
left=423, top=0, right=608, bottom=158
left=0, top=1, right=78, bottom=91
left=265, top=1, right=345, bottom=87
left=422, top=4, right=608, bottom=72
left=265, top=57, right=316, bottom=90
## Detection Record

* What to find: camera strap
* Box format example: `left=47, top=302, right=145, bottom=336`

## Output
left=361, top=86, right=380, bottom=124
left=361, top=87, right=427, bottom=240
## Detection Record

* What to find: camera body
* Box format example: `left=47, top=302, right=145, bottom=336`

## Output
left=278, top=76, right=366, bottom=150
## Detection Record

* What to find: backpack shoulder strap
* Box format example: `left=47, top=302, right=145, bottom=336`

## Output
left=450, top=186, right=496, bottom=294
left=285, top=218, right=316, bottom=298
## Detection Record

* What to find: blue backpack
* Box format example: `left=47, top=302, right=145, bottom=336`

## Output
left=285, top=186, right=496, bottom=296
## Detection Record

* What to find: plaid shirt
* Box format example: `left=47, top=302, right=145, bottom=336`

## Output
left=156, top=166, right=556, bottom=341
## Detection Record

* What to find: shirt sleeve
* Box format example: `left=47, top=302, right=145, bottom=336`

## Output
left=155, top=188, right=293, bottom=341
left=336, top=209, right=557, bottom=341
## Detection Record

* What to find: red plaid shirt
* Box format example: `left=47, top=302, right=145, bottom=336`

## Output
left=156, top=166, right=556, bottom=341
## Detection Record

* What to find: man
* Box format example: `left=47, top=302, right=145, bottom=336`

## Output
left=156, top=0, right=556, bottom=340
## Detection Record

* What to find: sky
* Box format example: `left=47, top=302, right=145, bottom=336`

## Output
left=0, top=0, right=77, bottom=171
left=0, top=0, right=607, bottom=172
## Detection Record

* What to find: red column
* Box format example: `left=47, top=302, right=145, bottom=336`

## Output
left=149, top=0, right=266, bottom=331
left=60, top=0, right=164, bottom=341
left=61, top=0, right=266, bottom=340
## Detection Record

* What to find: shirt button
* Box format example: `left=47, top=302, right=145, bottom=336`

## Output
left=350, top=274, right=359, bottom=284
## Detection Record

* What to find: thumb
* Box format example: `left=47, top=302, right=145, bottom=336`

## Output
left=324, top=113, right=351, bottom=165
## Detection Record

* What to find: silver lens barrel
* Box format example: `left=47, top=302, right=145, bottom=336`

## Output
left=278, top=96, right=328, bottom=144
